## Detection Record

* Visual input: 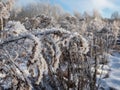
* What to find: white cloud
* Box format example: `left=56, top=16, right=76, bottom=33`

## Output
left=91, top=0, right=117, bottom=10
left=59, top=0, right=119, bottom=15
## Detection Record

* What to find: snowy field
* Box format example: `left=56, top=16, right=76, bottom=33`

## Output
left=98, top=52, right=120, bottom=90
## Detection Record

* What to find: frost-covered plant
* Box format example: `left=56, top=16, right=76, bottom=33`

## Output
left=3, top=21, right=27, bottom=38
left=0, top=24, right=91, bottom=89
left=23, top=15, right=52, bottom=30
left=0, top=0, right=14, bottom=37
left=1, top=2, right=120, bottom=89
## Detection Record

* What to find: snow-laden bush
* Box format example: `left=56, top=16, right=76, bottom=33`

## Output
left=23, top=15, right=52, bottom=30
left=0, top=2, right=10, bottom=19
left=4, top=21, right=27, bottom=37
left=0, top=0, right=14, bottom=38
left=0, top=21, right=90, bottom=90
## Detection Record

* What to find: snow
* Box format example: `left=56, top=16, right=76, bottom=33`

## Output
left=105, top=53, right=120, bottom=89
left=99, top=52, right=120, bottom=90
left=0, top=73, right=6, bottom=78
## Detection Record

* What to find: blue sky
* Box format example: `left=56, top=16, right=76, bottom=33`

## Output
left=17, top=0, right=120, bottom=18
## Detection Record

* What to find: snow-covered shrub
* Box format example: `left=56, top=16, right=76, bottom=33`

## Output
left=4, top=21, right=27, bottom=37
left=0, top=2, right=10, bottom=19
left=57, top=14, right=79, bottom=32
left=23, top=15, right=52, bottom=30
left=0, top=27, right=90, bottom=89
left=0, top=0, right=14, bottom=38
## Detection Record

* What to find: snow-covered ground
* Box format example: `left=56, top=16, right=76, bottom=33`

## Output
left=106, top=52, right=120, bottom=90
left=99, top=52, right=120, bottom=90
